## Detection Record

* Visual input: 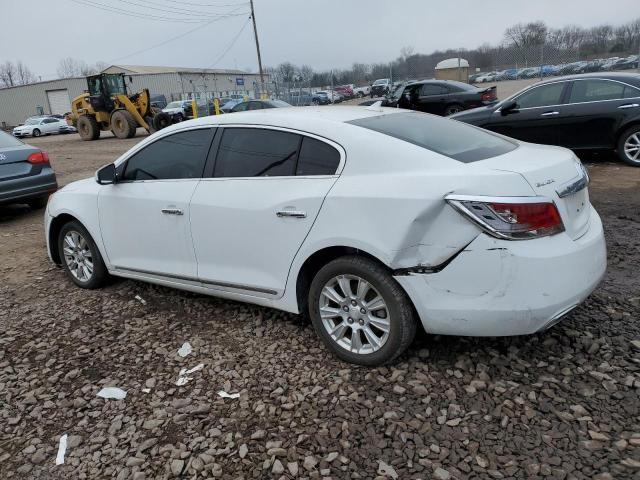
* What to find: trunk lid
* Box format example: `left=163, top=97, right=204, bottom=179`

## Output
left=474, top=143, right=591, bottom=240
left=0, top=144, right=42, bottom=181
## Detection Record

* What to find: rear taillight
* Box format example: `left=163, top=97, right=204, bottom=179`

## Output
left=481, top=89, right=497, bottom=102
left=446, top=195, right=564, bottom=240
left=27, top=151, right=49, bottom=164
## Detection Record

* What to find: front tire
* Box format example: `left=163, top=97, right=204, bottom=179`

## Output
left=32, top=129, right=41, bottom=137
left=111, top=110, right=137, bottom=139
left=308, top=255, right=417, bottom=366
left=444, top=104, right=464, bottom=116
left=617, top=125, right=640, bottom=167
left=77, top=115, right=100, bottom=141
left=57, top=220, right=109, bottom=289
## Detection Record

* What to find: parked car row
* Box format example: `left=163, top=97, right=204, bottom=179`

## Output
left=471, top=55, right=639, bottom=83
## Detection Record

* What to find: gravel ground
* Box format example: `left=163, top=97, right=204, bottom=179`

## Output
left=0, top=134, right=639, bottom=479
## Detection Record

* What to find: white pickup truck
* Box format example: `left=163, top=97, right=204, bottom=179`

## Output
left=353, top=85, right=371, bottom=97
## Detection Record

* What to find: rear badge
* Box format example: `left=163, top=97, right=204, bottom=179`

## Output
left=536, top=179, right=555, bottom=187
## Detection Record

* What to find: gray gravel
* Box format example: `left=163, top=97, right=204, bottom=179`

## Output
left=0, top=142, right=639, bottom=478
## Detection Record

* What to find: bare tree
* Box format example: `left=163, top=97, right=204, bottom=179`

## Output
left=297, top=65, right=314, bottom=84
left=504, top=21, right=548, bottom=49
left=0, top=61, right=17, bottom=87
left=16, top=61, right=35, bottom=85
left=400, top=46, right=415, bottom=60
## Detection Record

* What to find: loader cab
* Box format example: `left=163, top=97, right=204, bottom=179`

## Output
left=86, top=74, right=128, bottom=112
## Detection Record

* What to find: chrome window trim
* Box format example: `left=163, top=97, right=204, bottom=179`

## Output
left=208, top=123, right=347, bottom=178
left=494, top=77, right=640, bottom=113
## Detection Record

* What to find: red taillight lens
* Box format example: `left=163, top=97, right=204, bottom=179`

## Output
left=446, top=196, right=565, bottom=240
left=27, top=151, right=49, bottom=164
left=481, top=90, right=497, bottom=102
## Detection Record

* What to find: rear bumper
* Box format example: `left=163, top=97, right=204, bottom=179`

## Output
left=395, top=207, right=606, bottom=336
left=0, top=167, right=57, bottom=205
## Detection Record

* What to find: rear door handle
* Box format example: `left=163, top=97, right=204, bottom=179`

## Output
left=618, top=103, right=639, bottom=109
left=161, top=208, right=183, bottom=215
left=276, top=210, right=306, bottom=218
left=540, top=111, right=559, bottom=116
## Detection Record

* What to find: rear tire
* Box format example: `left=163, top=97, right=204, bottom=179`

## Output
left=110, top=110, right=137, bottom=139
left=57, top=220, right=109, bottom=289
left=308, top=255, right=417, bottom=366
left=617, top=125, right=640, bottom=167
left=444, top=104, right=465, bottom=116
left=77, top=115, right=100, bottom=141
left=152, top=112, right=172, bottom=131
left=32, top=129, right=41, bottom=137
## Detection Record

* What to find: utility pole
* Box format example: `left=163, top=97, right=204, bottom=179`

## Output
left=249, top=0, right=265, bottom=96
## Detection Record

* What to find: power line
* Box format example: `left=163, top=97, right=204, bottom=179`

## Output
left=155, top=0, right=250, bottom=7
left=207, top=16, right=252, bottom=68
left=69, top=0, right=246, bottom=23
left=112, top=0, right=248, bottom=18
left=108, top=16, right=235, bottom=63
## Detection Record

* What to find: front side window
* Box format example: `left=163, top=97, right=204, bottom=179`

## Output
left=569, top=80, right=625, bottom=103
left=122, top=128, right=213, bottom=181
left=232, top=102, right=249, bottom=112
left=213, top=128, right=300, bottom=177
left=515, top=83, right=565, bottom=109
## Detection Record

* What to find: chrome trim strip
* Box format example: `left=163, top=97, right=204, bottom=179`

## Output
left=555, top=162, right=589, bottom=198
left=112, top=266, right=278, bottom=295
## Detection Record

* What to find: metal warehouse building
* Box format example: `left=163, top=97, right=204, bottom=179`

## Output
left=0, top=64, right=266, bottom=128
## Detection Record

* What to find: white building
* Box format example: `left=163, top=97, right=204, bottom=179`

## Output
left=0, top=64, right=266, bottom=127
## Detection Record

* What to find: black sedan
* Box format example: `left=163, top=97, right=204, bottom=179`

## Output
left=229, top=99, right=292, bottom=113
left=451, top=72, right=640, bottom=167
left=361, top=80, right=498, bottom=116
left=0, top=131, right=57, bottom=208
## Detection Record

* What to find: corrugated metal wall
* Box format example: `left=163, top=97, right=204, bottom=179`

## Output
left=0, top=71, right=267, bottom=128
left=0, top=78, right=87, bottom=127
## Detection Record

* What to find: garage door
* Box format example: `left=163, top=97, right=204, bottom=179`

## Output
left=46, top=89, right=70, bottom=115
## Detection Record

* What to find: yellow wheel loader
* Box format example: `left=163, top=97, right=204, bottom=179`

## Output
left=68, top=73, right=171, bottom=141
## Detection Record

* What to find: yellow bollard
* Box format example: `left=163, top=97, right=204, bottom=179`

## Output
left=213, top=98, right=221, bottom=115
left=191, top=99, right=198, bottom=119
left=243, top=95, right=249, bottom=102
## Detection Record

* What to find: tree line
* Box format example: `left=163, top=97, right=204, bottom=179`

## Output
left=0, top=58, right=108, bottom=88
left=268, top=17, right=640, bottom=87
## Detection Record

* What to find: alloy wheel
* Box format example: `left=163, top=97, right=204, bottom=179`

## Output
left=624, top=132, right=640, bottom=162
left=62, top=230, right=94, bottom=282
left=318, top=274, right=390, bottom=354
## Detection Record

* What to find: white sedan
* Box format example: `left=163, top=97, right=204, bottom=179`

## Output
left=13, top=117, right=71, bottom=138
left=44, top=107, right=606, bottom=365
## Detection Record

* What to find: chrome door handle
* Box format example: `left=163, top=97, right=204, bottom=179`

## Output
left=161, top=208, right=183, bottom=215
left=540, top=111, right=559, bottom=116
left=618, top=103, right=639, bottom=109
left=276, top=210, right=307, bottom=218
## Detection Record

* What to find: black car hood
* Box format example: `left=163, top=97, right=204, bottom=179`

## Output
left=449, top=105, right=495, bottom=124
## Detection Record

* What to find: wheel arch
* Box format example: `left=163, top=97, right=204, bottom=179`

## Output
left=48, top=213, right=81, bottom=265
left=616, top=118, right=640, bottom=144
left=293, top=245, right=392, bottom=315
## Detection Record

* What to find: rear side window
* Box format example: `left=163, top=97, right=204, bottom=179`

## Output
left=569, top=80, right=625, bottom=103
left=348, top=112, right=517, bottom=163
left=0, top=131, right=23, bottom=148
left=516, top=82, right=565, bottom=108
left=296, top=137, right=340, bottom=175
left=624, top=85, right=640, bottom=98
left=122, top=128, right=213, bottom=181
left=420, top=84, right=447, bottom=96
left=214, top=128, right=300, bottom=177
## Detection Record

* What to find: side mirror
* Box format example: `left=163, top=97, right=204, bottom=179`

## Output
left=500, top=100, right=518, bottom=115
left=96, top=163, right=117, bottom=185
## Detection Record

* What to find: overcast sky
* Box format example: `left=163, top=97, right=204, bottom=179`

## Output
left=1, top=0, right=638, bottom=79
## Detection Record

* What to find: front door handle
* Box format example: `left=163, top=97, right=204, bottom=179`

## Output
left=618, top=103, right=640, bottom=109
left=276, top=210, right=307, bottom=218
left=540, top=111, right=559, bottom=116
left=161, top=208, right=183, bottom=215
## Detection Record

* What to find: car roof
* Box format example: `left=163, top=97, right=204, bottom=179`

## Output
left=536, top=72, right=640, bottom=85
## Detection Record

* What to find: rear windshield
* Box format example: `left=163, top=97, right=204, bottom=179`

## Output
left=348, top=112, right=517, bottom=162
left=0, top=131, right=24, bottom=148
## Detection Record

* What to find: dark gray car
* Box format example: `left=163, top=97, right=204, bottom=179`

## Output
left=0, top=131, right=57, bottom=208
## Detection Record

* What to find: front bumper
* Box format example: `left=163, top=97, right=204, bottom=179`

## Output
left=395, top=207, right=606, bottom=336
